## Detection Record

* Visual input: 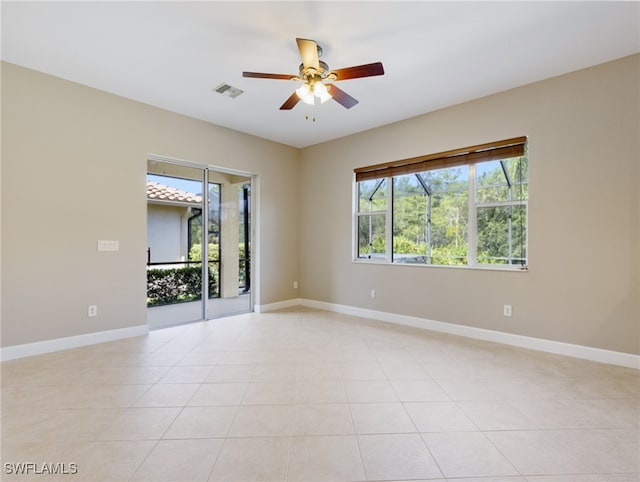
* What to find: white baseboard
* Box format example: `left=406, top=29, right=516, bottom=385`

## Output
left=299, top=298, right=640, bottom=370
left=3, top=300, right=638, bottom=370
left=0, top=325, right=149, bottom=362
left=255, top=298, right=302, bottom=313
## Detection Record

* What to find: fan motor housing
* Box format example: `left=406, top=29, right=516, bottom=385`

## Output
left=299, top=60, right=330, bottom=79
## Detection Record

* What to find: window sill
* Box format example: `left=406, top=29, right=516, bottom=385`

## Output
left=352, top=258, right=528, bottom=272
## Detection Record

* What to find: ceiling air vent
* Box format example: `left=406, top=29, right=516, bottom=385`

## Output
left=213, top=83, right=244, bottom=98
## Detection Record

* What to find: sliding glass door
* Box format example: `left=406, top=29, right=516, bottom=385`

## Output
left=146, top=159, right=253, bottom=329
left=206, top=170, right=252, bottom=318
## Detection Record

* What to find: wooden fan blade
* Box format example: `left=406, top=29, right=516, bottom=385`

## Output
left=296, top=38, right=320, bottom=70
left=243, top=72, right=296, bottom=80
left=327, top=84, right=359, bottom=109
left=280, top=91, right=301, bottom=110
left=329, top=62, right=385, bottom=81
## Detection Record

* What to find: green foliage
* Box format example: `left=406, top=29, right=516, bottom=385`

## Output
left=431, top=244, right=467, bottom=265
left=393, top=235, right=422, bottom=255
left=431, top=191, right=468, bottom=249
left=476, top=204, right=527, bottom=265
left=371, top=234, right=386, bottom=254
left=475, top=157, right=528, bottom=264
left=147, top=266, right=219, bottom=307
left=189, top=243, right=248, bottom=262
left=392, top=177, right=427, bottom=249
left=392, top=171, right=468, bottom=262
left=358, top=214, right=386, bottom=257
left=189, top=243, right=219, bottom=261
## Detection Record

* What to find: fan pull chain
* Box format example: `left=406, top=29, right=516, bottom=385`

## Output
left=305, top=107, right=317, bottom=122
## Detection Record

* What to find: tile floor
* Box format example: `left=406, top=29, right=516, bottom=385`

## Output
left=1, top=307, right=638, bottom=481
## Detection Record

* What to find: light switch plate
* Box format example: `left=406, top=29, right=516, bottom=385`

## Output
left=98, top=240, right=119, bottom=251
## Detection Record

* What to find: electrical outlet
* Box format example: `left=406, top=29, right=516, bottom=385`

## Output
left=88, top=305, right=98, bottom=317
left=293, top=281, right=298, bottom=289
left=370, top=290, right=376, bottom=298
left=503, top=304, right=512, bottom=317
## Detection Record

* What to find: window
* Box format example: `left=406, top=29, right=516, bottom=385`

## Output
left=354, top=137, right=528, bottom=269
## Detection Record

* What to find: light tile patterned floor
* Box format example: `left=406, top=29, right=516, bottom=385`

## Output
left=1, top=307, right=638, bottom=481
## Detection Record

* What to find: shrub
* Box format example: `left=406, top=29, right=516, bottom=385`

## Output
left=188, top=243, right=219, bottom=261
left=147, top=266, right=219, bottom=307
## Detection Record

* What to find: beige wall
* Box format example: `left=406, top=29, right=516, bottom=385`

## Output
left=1, top=62, right=299, bottom=347
left=299, top=54, right=640, bottom=355
left=3, top=55, right=638, bottom=356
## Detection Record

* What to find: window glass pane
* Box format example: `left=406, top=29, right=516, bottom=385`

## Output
left=510, top=204, right=527, bottom=265
left=503, top=156, right=528, bottom=184
left=477, top=206, right=509, bottom=264
left=238, top=184, right=251, bottom=294
left=505, top=156, right=528, bottom=201
left=476, top=160, right=508, bottom=202
left=393, top=175, right=427, bottom=264
left=476, top=157, right=528, bottom=203
left=206, top=183, right=220, bottom=298
left=477, top=205, right=527, bottom=265
left=358, top=178, right=387, bottom=213
left=358, top=214, right=386, bottom=259
left=431, top=190, right=468, bottom=265
left=424, top=165, right=468, bottom=192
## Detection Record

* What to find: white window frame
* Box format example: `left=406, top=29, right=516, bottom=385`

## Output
left=353, top=177, right=392, bottom=262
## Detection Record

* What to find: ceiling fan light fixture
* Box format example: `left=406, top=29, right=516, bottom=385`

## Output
left=296, top=81, right=332, bottom=105
left=296, top=83, right=314, bottom=104
left=314, top=82, right=332, bottom=104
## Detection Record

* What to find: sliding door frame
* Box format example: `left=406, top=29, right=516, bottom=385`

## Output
left=147, top=154, right=256, bottom=322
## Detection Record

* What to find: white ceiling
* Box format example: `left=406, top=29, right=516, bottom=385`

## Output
left=2, top=1, right=639, bottom=148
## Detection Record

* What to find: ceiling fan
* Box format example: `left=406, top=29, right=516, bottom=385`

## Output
left=243, top=38, right=384, bottom=110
